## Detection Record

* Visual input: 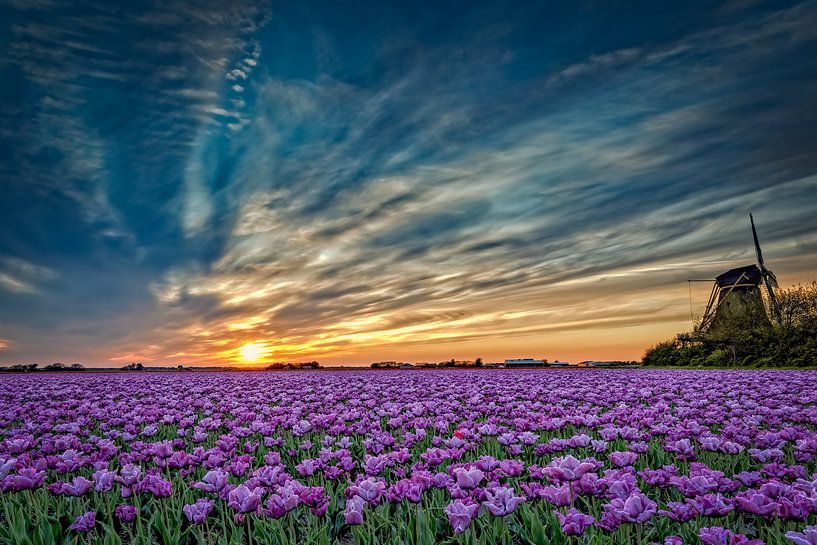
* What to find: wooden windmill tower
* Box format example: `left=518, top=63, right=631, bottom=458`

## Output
left=695, top=214, right=780, bottom=334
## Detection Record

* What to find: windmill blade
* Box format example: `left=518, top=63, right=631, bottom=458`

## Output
left=765, top=269, right=779, bottom=288
left=750, top=213, right=766, bottom=269
left=763, top=274, right=781, bottom=321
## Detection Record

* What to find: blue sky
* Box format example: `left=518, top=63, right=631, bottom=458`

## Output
left=1, top=0, right=816, bottom=365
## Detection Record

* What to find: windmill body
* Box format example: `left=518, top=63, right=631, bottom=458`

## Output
left=695, top=215, right=780, bottom=335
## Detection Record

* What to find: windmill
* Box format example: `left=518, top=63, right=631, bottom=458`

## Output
left=695, top=214, right=780, bottom=334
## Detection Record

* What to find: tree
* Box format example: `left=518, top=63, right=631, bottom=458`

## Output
left=474, top=357, right=483, bottom=367
left=776, top=281, right=817, bottom=328
left=643, top=340, right=682, bottom=367
left=9, top=364, right=38, bottom=372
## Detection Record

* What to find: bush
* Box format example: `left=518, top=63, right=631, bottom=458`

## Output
left=704, top=349, right=731, bottom=367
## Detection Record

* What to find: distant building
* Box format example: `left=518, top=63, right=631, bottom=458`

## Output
left=579, top=361, right=627, bottom=367
left=504, top=358, right=547, bottom=367
left=399, top=363, right=414, bottom=369
left=547, top=361, right=570, bottom=367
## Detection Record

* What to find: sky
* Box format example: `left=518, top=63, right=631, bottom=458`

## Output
left=1, top=0, right=817, bottom=367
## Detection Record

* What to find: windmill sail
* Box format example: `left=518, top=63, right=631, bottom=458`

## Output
left=750, top=214, right=780, bottom=321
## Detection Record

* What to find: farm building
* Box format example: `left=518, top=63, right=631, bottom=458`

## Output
left=504, top=358, right=547, bottom=367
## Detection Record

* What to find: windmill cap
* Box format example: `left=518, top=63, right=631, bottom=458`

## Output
left=715, top=264, right=762, bottom=287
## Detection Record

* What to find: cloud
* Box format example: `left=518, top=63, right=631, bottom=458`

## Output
left=0, top=257, right=56, bottom=294
left=545, top=47, right=644, bottom=88
left=0, top=273, right=35, bottom=294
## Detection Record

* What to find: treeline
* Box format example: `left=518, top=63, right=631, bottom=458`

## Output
left=265, top=361, right=321, bottom=370
left=371, top=358, right=484, bottom=369
left=1, top=363, right=85, bottom=372
left=0, top=362, right=195, bottom=373
left=644, top=281, right=817, bottom=367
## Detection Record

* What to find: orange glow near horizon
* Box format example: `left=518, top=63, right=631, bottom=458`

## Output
left=5, top=243, right=814, bottom=369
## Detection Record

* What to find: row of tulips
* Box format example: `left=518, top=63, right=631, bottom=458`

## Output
left=0, top=369, right=815, bottom=544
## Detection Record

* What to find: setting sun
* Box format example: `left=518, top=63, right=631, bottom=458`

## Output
left=239, top=342, right=265, bottom=363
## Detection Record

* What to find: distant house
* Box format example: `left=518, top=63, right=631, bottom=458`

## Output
left=399, top=363, right=414, bottom=369
left=504, top=358, right=547, bottom=367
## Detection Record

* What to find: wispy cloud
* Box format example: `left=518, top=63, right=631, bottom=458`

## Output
left=0, top=258, right=56, bottom=294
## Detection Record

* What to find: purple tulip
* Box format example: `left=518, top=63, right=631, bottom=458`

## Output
left=69, top=512, right=96, bottom=532
left=349, top=478, right=386, bottom=504
left=545, top=455, right=596, bottom=482
left=93, top=469, right=117, bottom=492
left=699, top=526, right=764, bottom=545
left=296, top=459, right=319, bottom=476
left=227, top=485, right=263, bottom=514
left=556, top=508, right=595, bottom=536
left=265, top=483, right=301, bottom=516
left=193, top=469, right=230, bottom=493
left=2, top=468, right=46, bottom=492
left=344, top=495, right=365, bottom=525
left=733, top=491, right=780, bottom=517
left=605, top=492, right=657, bottom=523
left=499, top=459, right=525, bottom=477
left=609, top=451, right=638, bottom=468
left=786, top=526, right=817, bottom=545
left=135, top=473, right=172, bottom=498
left=117, top=464, right=142, bottom=487
left=114, top=504, right=138, bottom=523
left=483, top=486, right=525, bottom=516
left=183, top=499, right=214, bottom=524
left=444, top=500, right=478, bottom=534
left=63, top=476, right=94, bottom=497
left=453, top=467, right=484, bottom=490
left=659, top=501, right=698, bottom=523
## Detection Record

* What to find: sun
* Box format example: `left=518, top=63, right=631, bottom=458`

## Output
left=239, top=342, right=265, bottom=363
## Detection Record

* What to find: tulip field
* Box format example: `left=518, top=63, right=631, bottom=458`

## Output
left=1, top=370, right=816, bottom=545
